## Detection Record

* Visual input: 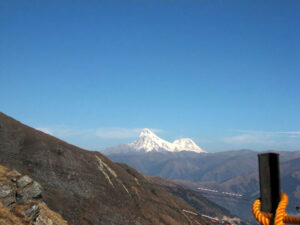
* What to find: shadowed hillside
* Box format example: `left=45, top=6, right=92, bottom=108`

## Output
left=0, top=112, right=216, bottom=225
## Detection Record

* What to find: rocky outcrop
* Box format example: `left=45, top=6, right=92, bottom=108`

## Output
left=17, top=181, right=42, bottom=204
left=0, top=164, right=68, bottom=225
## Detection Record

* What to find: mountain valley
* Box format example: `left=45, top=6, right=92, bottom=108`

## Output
left=103, top=130, right=300, bottom=222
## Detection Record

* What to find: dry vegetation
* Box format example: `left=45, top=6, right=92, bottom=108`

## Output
left=0, top=201, right=23, bottom=225
left=0, top=164, right=68, bottom=225
left=37, top=201, right=68, bottom=225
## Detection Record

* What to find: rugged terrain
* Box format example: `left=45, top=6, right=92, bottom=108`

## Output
left=0, top=164, right=67, bottom=225
left=0, top=112, right=223, bottom=225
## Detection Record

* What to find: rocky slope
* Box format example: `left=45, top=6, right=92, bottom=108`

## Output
left=0, top=113, right=214, bottom=225
left=0, top=164, right=67, bottom=225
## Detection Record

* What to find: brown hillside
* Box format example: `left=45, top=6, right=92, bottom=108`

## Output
left=0, top=112, right=212, bottom=225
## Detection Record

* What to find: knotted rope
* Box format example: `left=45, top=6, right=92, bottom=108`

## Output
left=252, top=192, right=300, bottom=225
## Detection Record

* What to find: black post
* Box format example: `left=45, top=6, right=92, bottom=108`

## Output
left=258, top=153, right=281, bottom=214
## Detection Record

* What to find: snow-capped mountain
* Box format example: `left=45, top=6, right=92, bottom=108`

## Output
left=104, top=128, right=206, bottom=154
left=128, top=128, right=174, bottom=152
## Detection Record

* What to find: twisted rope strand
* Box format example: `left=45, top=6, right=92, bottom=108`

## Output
left=252, top=192, right=300, bottom=225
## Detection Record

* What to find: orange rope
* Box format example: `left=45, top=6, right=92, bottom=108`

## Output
left=252, top=193, right=300, bottom=225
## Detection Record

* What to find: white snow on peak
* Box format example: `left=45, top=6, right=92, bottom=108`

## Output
left=128, top=128, right=174, bottom=152
left=139, top=128, right=157, bottom=138
left=128, top=128, right=206, bottom=153
left=172, top=138, right=204, bottom=153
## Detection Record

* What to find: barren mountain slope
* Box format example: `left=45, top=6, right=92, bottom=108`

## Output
left=0, top=113, right=212, bottom=225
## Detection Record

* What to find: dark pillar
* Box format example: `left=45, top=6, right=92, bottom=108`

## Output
left=258, top=153, right=281, bottom=214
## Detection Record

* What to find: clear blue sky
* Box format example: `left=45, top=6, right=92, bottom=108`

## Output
left=1, top=0, right=300, bottom=152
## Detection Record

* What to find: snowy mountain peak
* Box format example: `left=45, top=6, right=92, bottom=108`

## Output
left=129, top=128, right=173, bottom=152
left=172, top=138, right=204, bottom=153
left=139, top=128, right=156, bottom=137
left=128, top=128, right=206, bottom=153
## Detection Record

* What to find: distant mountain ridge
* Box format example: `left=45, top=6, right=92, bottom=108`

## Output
left=103, top=128, right=206, bottom=154
left=104, top=149, right=300, bottom=222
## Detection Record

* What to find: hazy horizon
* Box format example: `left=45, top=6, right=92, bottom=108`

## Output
left=1, top=1, right=300, bottom=152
